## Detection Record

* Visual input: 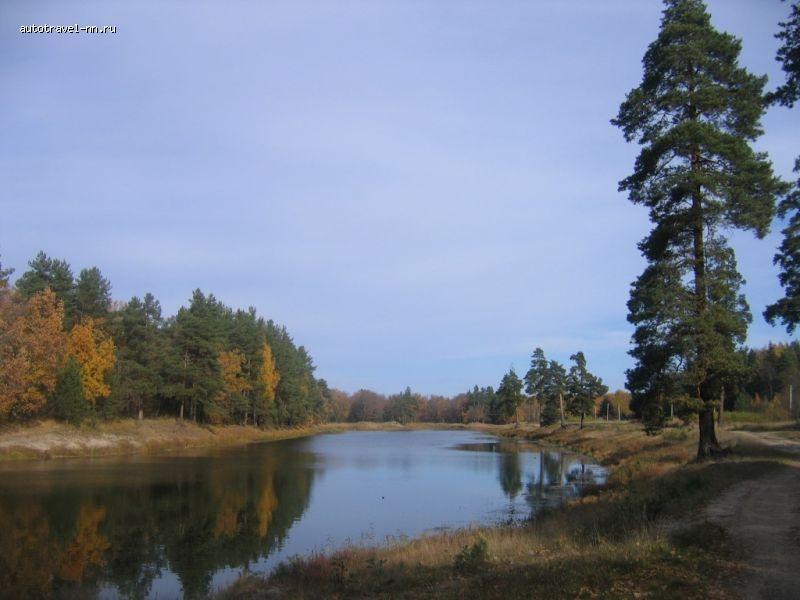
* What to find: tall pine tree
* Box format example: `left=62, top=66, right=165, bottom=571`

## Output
left=613, top=0, right=787, bottom=458
left=765, top=1, right=800, bottom=332
left=524, top=347, right=549, bottom=424
left=15, top=251, right=76, bottom=324
left=567, top=351, right=608, bottom=430
left=495, top=368, right=523, bottom=424
left=75, top=267, right=112, bottom=321
left=50, top=358, right=89, bottom=425
left=544, top=360, right=568, bottom=428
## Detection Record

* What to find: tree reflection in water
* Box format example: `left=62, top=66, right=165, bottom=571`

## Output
left=486, top=441, right=603, bottom=522
left=525, top=450, right=601, bottom=515
left=0, top=444, right=315, bottom=599
left=0, top=432, right=605, bottom=598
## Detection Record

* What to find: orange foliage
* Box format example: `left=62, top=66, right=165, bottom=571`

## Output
left=58, top=504, right=110, bottom=582
left=214, top=489, right=248, bottom=537
left=213, top=349, right=251, bottom=423
left=67, top=317, right=116, bottom=403
left=257, top=472, right=279, bottom=538
left=0, top=289, right=67, bottom=418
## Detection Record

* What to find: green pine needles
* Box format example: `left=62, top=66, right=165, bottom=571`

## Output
left=765, top=1, right=800, bottom=333
left=613, top=0, right=788, bottom=458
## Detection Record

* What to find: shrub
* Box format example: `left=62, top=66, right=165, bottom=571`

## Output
left=453, top=536, right=489, bottom=572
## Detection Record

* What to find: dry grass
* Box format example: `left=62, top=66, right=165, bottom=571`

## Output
left=218, top=421, right=786, bottom=599
left=0, top=419, right=486, bottom=462
left=0, top=419, right=379, bottom=461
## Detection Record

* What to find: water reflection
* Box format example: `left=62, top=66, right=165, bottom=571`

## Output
left=526, top=450, right=601, bottom=513
left=0, top=443, right=314, bottom=599
left=0, top=431, right=604, bottom=599
left=454, top=440, right=604, bottom=518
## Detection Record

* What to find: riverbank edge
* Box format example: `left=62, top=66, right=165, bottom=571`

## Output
left=0, top=419, right=524, bottom=462
left=0, top=417, right=749, bottom=464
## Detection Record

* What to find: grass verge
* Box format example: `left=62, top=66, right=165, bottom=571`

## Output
left=0, top=419, right=457, bottom=461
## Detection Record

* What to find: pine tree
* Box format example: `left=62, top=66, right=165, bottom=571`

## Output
left=15, top=251, right=76, bottom=323
left=567, top=351, right=608, bottom=429
left=171, top=290, right=227, bottom=421
left=544, top=360, right=568, bottom=428
left=765, top=2, right=800, bottom=332
left=75, top=267, right=112, bottom=321
left=495, top=368, right=523, bottom=424
left=110, top=294, right=168, bottom=419
left=613, top=0, right=787, bottom=458
left=50, top=358, right=89, bottom=425
left=229, top=308, right=268, bottom=425
left=767, top=1, right=800, bottom=108
left=524, top=347, right=549, bottom=424
left=765, top=161, right=800, bottom=331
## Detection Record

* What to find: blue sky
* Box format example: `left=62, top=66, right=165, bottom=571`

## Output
left=1, top=1, right=797, bottom=395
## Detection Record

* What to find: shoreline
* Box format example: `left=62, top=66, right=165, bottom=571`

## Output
left=0, top=418, right=507, bottom=462
left=0, top=416, right=787, bottom=465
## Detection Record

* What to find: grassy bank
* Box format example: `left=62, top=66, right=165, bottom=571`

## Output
left=219, top=421, right=794, bottom=599
left=0, top=418, right=453, bottom=461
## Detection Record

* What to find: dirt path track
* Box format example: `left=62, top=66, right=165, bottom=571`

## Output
left=706, top=432, right=800, bottom=600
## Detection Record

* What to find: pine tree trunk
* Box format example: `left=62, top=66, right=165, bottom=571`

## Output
left=179, top=401, right=184, bottom=421
left=579, top=412, right=584, bottom=430
left=691, top=169, right=722, bottom=460
left=718, top=388, right=725, bottom=426
left=697, top=408, right=722, bottom=460
left=559, top=393, right=564, bottom=427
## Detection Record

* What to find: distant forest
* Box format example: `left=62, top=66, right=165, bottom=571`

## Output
left=0, top=251, right=796, bottom=428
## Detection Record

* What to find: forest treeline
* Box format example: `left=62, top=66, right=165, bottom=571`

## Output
left=0, top=252, right=618, bottom=429
left=0, top=252, right=325, bottom=426
left=1, top=251, right=796, bottom=429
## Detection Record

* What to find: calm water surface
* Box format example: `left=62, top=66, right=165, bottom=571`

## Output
left=0, top=429, right=604, bottom=598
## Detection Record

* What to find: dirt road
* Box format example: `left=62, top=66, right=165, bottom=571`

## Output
left=706, top=432, right=800, bottom=600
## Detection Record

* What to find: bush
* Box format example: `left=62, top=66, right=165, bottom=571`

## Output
left=453, top=536, right=489, bottom=572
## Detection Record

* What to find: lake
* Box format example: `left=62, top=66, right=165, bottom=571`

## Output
left=0, top=429, right=605, bottom=598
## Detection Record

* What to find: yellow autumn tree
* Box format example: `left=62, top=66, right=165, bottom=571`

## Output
left=213, top=348, right=251, bottom=423
left=260, top=341, right=280, bottom=408
left=0, top=288, right=67, bottom=419
left=67, top=317, right=116, bottom=404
